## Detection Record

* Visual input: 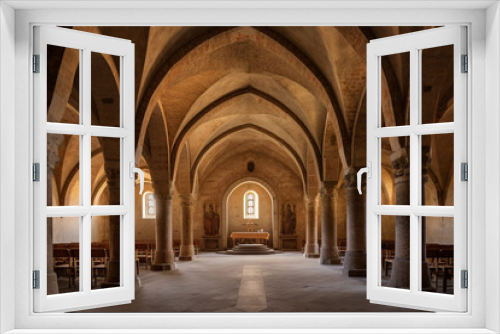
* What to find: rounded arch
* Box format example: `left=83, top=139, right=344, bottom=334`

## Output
left=221, top=177, right=279, bottom=249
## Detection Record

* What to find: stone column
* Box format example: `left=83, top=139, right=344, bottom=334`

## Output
left=102, top=165, right=121, bottom=288
left=179, top=194, right=195, bottom=261
left=46, top=134, right=64, bottom=295
left=343, top=168, right=367, bottom=276
left=319, top=181, right=341, bottom=265
left=304, top=196, right=319, bottom=258
left=421, top=148, right=434, bottom=291
left=389, top=148, right=411, bottom=288
left=151, top=184, right=176, bottom=271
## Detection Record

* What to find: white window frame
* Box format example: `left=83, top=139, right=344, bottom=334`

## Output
left=365, top=26, right=467, bottom=312
left=243, top=190, right=259, bottom=219
left=32, top=25, right=136, bottom=313
left=1, top=2, right=498, bottom=333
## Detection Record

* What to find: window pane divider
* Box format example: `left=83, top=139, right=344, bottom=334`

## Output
left=372, top=205, right=411, bottom=215
left=46, top=206, right=90, bottom=217
left=46, top=205, right=129, bottom=217
left=46, top=122, right=130, bottom=138
left=90, top=205, right=129, bottom=216
left=372, top=123, right=454, bottom=138
left=411, top=206, right=454, bottom=217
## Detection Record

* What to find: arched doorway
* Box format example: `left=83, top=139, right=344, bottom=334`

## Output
left=222, top=178, right=279, bottom=249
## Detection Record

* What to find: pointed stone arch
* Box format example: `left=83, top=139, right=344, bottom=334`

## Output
left=135, top=26, right=351, bottom=170
left=189, top=124, right=307, bottom=194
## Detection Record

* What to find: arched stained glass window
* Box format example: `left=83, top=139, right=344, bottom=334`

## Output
left=143, top=192, right=156, bottom=219
left=244, top=191, right=259, bottom=219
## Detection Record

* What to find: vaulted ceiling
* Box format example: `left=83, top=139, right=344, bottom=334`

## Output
left=47, top=26, right=454, bottom=205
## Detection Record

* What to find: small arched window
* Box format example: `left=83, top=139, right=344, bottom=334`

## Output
left=244, top=191, right=259, bottom=219
left=143, top=192, right=156, bottom=219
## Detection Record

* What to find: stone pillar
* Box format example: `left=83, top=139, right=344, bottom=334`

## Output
left=304, top=196, right=319, bottom=258
left=389, top=148, right=411, bottom=288
left=46, top=134, right=64, bottom=295
left=343, top=168, right=367, bottom=276
left=179, top=194, right=195, bottom=261
left=101, top=166, right=121, bottom=288
left=151, top=185, right=177, bottom=271
left=421, top=148, right=434, bottom=291
left=319, top=181, right=341, bottom=265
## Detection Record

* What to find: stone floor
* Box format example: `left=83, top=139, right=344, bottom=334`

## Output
left=79, top=252, right=421, bottom=313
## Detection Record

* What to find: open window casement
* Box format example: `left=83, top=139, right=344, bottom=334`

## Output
left=364, top=26, right=467, bottom=312
left=33, top=26, right=138, bottom=312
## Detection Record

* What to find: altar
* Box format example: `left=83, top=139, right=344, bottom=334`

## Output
left=230, top=231, right=270, bottom=246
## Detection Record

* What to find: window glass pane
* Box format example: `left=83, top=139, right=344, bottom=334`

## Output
left=422, top=216, right=454, bottom=294
left=91, top=52, right=120, bottom=127
left=91, top=215, right=120, bottom=290
left=421, top=45, right=454, bottom=124
left=381, top=215, right=409, bottom=290
left=50, top=216, right=80, bottom=295
left=48, top=134, right=80, bottom=206
left=381, top=136, right=410, bottom=205
left=91, top=137, right=121, bottom=205
left=381, top=52, right=410, bottom=127
left=47, top=45, right=80, bottom=124
left=422, top=134, right=454, bottom=206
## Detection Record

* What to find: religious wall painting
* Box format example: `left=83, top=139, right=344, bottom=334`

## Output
left=203, top=204, right=220, bottom=236
left=281, top=203, right=297, bottom=235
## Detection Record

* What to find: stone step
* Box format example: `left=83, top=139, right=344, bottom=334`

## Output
left=218, top=244, right=281, bottom=255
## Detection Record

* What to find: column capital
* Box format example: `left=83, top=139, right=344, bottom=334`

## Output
left=47, top=134, right=65, bottom=175
left=421, top=146, right=432, bottom=182
left=390, top=147, right=410, bottom=184
left=155, top=183, right=174, bottom=201
left=319, top=181, right=337, bottom=199
left=179, top=194, right=193, bottom=207
left=104, top=165, right=121, bottom=190
left=343, top=167, right=365, bottom=189
left=303, top=194, right=316, bottom=207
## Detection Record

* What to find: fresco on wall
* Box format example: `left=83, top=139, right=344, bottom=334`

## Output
left=281, top=203, right=297, bottom=235
left=203, top=204, right=220, bottom=236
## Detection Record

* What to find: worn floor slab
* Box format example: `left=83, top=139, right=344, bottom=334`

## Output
left=78, top=252, right=420, bottom=313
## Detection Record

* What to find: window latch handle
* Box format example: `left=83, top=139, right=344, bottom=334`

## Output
left=130, top=162, right=145, bottom=195
left=357, top=162, right=371, bottom=195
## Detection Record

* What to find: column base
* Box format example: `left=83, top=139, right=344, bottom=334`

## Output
left=150, top=262, right=177, bottom=271
left=319, top=247, right=342, bottom=265
left=388, top=257, right=410, bottom=288
left=179, top=245, right=195, bottom=261
left=154, top=250, right=176, bottom=266
left=304, top=243, right=319, bottom=258
left=343, top=268, right=367, bottom=276
left=47, top=271, right=59, bottom=295
left=304, top=253, right=320, bottom=258
left=319, top=257, right=342, bottom=265
left=343, top=250, right=367, bottom=277
left=421, top=261, right=435, bottom=292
